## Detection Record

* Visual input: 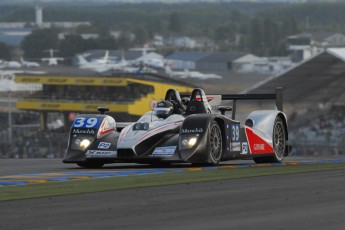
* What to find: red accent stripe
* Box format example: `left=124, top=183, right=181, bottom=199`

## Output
left=245, top=127, right=274, bottom=155
left=98, top=120, right=115, bottom=136
left=195, top=96, right=215, bottom=101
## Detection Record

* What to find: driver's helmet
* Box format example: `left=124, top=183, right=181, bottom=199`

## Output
left=155, top=100, right=174, bottom=119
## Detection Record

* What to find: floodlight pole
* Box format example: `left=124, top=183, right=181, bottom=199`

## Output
left=8, top=91, right=13, bottom=156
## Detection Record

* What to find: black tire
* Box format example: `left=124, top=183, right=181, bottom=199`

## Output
left=207, top=121, right=223, bottom=165
left=254, top=116, right=286, bottom=164
left=77, top=162, right=104, bottom=169
left=272, top=116, right=286, bottom=162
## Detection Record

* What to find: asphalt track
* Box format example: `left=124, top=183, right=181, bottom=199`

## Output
left=1, top=156, right=345, bottom=176
left=1, top=156, right=345, bottom=186
left=0, top=156, right=345, bottom=230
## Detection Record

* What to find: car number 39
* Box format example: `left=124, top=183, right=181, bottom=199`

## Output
left=231, top=124, right=240, bottom=142
left=73, top=117, right=99, bottom=128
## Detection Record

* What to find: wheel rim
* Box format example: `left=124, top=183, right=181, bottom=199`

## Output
left=209, top=124, right=222, bottom=161
left=273, top=121, right=285, bottom=161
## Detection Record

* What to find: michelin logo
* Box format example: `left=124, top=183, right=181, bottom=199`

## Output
left=181, top=128, right=203, bottom=133
left=72, top=128, right=95, bottom=135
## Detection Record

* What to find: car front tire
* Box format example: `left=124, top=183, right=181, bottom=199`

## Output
left=207, top=121, right=223, bottom=165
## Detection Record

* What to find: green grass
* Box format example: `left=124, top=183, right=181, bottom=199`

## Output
left=1, top=163, right=344, bottom=202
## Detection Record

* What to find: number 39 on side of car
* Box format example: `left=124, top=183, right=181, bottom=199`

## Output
left=63, top=88, right=291, bottom=168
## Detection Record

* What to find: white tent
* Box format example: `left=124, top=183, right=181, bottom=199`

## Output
left=0, top=71, right=42, bottom=92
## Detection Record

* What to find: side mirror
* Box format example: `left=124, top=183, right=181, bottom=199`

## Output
left=97, top=107, right=109, bottom=114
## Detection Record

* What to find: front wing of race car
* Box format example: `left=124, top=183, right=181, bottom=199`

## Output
left=63, top=114, right=119, bottom=164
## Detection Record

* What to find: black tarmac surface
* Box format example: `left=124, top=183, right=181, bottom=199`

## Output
left=1, top=156, right=344, bottom=176
left=0, top=156, right=345, bottom=230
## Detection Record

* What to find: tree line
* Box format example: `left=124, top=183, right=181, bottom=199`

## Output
left=1, top=2, right=345, bottom=59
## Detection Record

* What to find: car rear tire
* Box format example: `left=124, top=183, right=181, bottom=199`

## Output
left=207, top=121, right=223, bottom=165
left=77, top=162, right=104, bottom=168
left=254, top=116, right=286, bottom=164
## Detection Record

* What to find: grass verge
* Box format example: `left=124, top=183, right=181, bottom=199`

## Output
left=1, top=163, right=344, bottom=202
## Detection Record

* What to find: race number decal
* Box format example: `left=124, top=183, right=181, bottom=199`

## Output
left=231, top=124, right=240, bottom=142
left=73, top=117, right=101, bottom=129
left=229, top=124, right=241, bottom=151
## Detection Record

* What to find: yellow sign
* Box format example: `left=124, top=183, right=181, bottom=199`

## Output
left=15, top=76, right=127, bottom=86
left=16, top=101, right=129, bottom=112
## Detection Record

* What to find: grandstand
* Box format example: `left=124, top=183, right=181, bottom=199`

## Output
left=15, top=69, right=196, bottom=123
left=247, top=48, right=345, bottom=155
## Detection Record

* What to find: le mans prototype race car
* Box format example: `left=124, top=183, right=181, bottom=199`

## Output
left=63, top=88, right=290, bottom=168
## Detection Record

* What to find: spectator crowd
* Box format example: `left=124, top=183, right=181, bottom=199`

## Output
left=290, top=106, right=345, bottom=156
left=0, top=112, right=67, bottom=159
left=30, top=83, right=154, bottom=103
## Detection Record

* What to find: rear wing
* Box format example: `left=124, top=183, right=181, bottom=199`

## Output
left=221, top=87, right=284, bottom=120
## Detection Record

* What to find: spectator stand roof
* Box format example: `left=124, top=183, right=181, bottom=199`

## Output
left=11, top=65, right=197, bottom=89
left=246, top=48, right=345, bottom=107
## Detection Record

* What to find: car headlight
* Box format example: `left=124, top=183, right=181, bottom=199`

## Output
left=180, top=134, right=199, bottom=149
left=80, top=139, right=91, bottom=150
left=71, top=135, right=94, bottom=151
